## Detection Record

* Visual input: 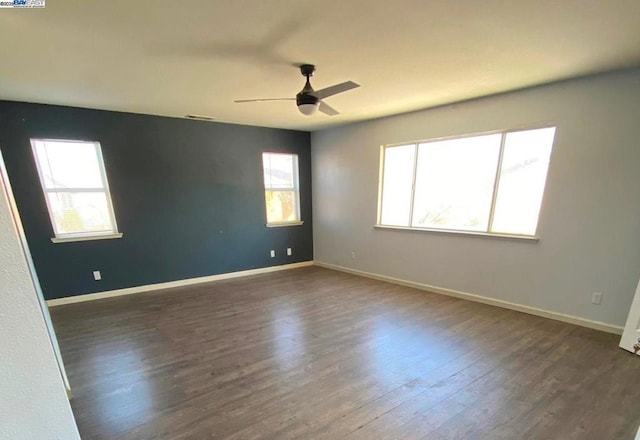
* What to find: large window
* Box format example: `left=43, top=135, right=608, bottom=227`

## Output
left=31, top=139, right=121, bottom=242
left=378, top=127, right=556, bottom=237
left=262, top=152, right=302, bottom=226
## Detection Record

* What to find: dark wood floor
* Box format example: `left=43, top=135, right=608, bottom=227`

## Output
left=50, top=266, right=640, bottom=440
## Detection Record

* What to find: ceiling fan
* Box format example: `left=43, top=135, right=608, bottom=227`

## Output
left=234, top=64, right=359, bottom=116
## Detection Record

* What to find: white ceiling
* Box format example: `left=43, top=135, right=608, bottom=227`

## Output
left=1, top=1, right=640, bottom=131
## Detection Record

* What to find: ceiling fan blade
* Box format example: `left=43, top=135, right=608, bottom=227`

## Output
left=312, top=81, right=360, bottom=99
left=234, top=98, right=295, bottom=103
left=319, top=101, right=340, bottom=116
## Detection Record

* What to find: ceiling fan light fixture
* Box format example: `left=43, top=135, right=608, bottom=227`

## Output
left=298, top=102, right=319, bottom=116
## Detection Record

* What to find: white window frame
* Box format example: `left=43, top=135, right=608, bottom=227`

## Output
left=376, top=126, right=556, bottom=240
left=262, top=152, right=303, bottom=227
left=31, top=138, right=123, bottom=243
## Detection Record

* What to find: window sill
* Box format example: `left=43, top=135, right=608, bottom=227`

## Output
left=266, top=221, right=304, bottom=228
left=373, top=225, right=539, bottom=241
left=51, top=233, right=123, bottom=243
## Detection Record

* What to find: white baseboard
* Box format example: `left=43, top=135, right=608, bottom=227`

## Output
left=314, top=261, right=623, bottom=335
left=47, top=261, right=314, bottom=307
left=47, top=259, right=624, bottom=335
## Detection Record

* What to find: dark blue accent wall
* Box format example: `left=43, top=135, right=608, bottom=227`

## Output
left=0, top=101, right=312, bottom=299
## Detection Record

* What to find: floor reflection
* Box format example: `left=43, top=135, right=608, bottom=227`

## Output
left=270, top=299, right=307, bottom=372
left=86, top=342, right=154, bottom=437
left=367, top=316, right=458, bottom=386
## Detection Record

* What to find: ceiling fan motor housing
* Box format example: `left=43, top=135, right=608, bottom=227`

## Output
left=296, top=92, right=319, bottom=115
left=296, top=92, right=319, bottom=107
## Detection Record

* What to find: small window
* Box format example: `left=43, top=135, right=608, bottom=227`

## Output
left=262, top=152, right=302, bottom=227
left=378, top=127, right=556, bottom=237
left=31, top=139, right=121, bottom=242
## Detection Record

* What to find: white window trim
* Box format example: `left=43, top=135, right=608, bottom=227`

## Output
left=266, top=221, right=304, bottom=228
left=373, top=224, right=539, bottom=241
left=376, top=126, right=556, bottom=239
left=31, top=138, right=123, bottom=243
left=51, top=232, right=123, bottom=243
left=263, top=152, right=302, bottom=227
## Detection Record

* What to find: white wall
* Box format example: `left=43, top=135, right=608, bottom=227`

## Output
left=312, top=68, right=640, bottom=328
left=0, top=162, right=80, bottom=438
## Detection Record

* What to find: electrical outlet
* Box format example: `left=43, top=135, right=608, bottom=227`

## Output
left=287, top=248, right=292, bottom=256
left=351, top=251, right=356, bottom=260
left=591, top=292, right=602, bottom=305
left=93, top=270, right=102, bottom=281
left=270, top=250, right=275, bottom=258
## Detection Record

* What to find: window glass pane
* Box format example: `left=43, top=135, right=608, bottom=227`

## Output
left=265, top=190, right=298, bottom=223
left=262, top=152, right=300, bottom=224
left=491, top=127, right=556, bottom=235
left=380, top=144, right=416, bottom=227
left=47, top=192, right=114, bottom=235
left=411, top=134, right=501, bottom=231
left=34, top=141, right=104, bottom=189
left=263, top=153, right=295, bottom=189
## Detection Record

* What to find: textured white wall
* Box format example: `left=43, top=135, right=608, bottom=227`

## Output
left=0, top=167, right=80, bottom=438
left=312, top=69, right=640, bottom=328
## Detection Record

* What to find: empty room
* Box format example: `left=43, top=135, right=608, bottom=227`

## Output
left=2, top=1, right=640, bottom=439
